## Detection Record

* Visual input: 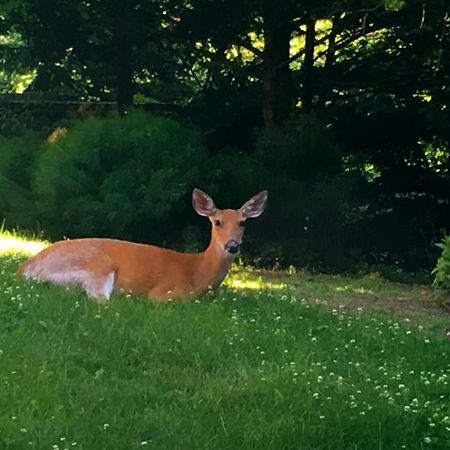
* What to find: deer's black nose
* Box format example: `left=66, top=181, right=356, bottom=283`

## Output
left=225, top=240, right=240, bottom=254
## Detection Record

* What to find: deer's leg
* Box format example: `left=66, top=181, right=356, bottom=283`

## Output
left=80, top=258, right=117, bottom=301
left=81, top=271, right=115, bottom=300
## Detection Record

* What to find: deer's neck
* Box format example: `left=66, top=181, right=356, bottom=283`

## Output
left=194, top=240, right=233, bottom=293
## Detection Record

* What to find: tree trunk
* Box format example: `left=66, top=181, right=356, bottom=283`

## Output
left=114, top=1, right=133, bottom=115
left=262, top=4, right=294, bottom=127
left=31, top=68, right=52, bottom=91
left=318, top=17, right=338, bottom=115
left=302, top=17, right=316, bottom=114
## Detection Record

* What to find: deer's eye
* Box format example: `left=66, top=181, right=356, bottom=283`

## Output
left=239, top=220, right=246, bottom=228
left=214, top=219, right=221, bottom=227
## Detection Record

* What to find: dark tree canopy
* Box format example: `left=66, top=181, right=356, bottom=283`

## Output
left=0, top=0, right=449, bottom=273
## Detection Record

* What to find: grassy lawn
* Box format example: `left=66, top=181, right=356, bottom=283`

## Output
left=0, top=234, right=449, bottom=449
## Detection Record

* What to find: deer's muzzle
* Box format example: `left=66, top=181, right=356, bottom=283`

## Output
left=224, top=240, right=240, bottom=254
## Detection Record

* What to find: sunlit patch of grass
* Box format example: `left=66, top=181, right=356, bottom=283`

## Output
left=334, top=285, right=376, bottom=295
left=224, top=263, right=287, bottom=291
left=237, top=269, right=429, bottom=304
left=0, top=230, right=47, bottom=255
left=226, top=276, right=286, bottom=291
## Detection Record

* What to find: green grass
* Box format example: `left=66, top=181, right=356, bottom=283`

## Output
left=0, top=236, right=449, bottom=449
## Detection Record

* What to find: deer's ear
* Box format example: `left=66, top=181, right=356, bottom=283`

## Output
left=240, top=190, right=268, bottom=219
left=192, top=188, right=217, bottom=217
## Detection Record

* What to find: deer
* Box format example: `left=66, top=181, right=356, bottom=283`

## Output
left=17, top=189, right=268, bottom=301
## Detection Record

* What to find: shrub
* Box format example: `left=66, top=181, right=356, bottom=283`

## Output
left=255, top=115, right=342, bottom=181
left=0, top=131, right=44, bottom=229
left=432, top=236, right=450, bottom=291
left=34, top=110, right=208, bottom=244
left=196, top=116, right=358, bottom=270
left=373, top=264, right=431, bottom=285
left=249, top=116, right=357, bottom=270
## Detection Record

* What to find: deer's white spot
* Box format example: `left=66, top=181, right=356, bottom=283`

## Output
left=103, top=272, right=115, bottom=299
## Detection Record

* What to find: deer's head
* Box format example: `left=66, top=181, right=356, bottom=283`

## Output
left=192, top=188, right=268, bottom=256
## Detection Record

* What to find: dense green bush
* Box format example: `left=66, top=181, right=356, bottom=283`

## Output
left=196, top=116, right=357, bottom=270
left=250, top=116, right=356, bottom=270
left=0, top=111, right=359, bottom=270
left=34, top=110, right=209, bottom=244
left=432, top=236, right=450, bottom=291
left=255, top=116, right=342, bottom=181
left=0, top=131, right=43, bottom=229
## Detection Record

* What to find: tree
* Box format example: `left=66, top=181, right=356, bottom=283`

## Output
left=0, top=0, right=191, bottom=106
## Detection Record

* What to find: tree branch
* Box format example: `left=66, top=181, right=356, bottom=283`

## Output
left=233, top=38, right=263, bottom=57
left=433, top=10, right=449, bottom=75
left=277, top=34, right=329, bottom=69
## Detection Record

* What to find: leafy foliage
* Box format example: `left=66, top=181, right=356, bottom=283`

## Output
left=432, top=236, right=450, bottom=291
left=0, top=131, right=43, bottom=229
left=252, top=117, right=356, bottom=269
left=34, top=110, right=208, bottom=242
left=201, top=116, right=357, bottom=270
